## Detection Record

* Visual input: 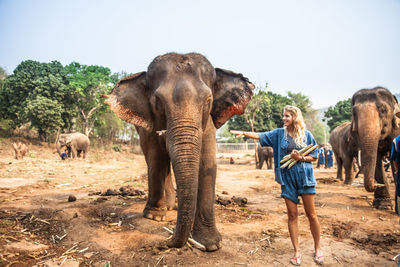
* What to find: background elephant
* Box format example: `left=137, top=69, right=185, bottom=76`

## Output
left=256, top=145, right=273, bottom=169
left=351, top=87, right=400, bottom=209
left=104, top=52, right=254, bottom=251
left=56, top=132, right=90, bottom=159
left=329, top=121, right=358, bottom=183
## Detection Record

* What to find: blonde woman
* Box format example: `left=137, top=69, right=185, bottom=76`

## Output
left=231, top=105, right=323, bottom=266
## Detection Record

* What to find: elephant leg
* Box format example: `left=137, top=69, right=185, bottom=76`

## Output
left=71, top=147, right=77, bottom=159
left=82, top=149, right=87, bottom=159
left=192, top=126, right=222, bottom=252
left=257, top=154, right=265, bottom=170
left=142, top=135, right=172, bottom=221
left=336, top=157, right=343, bottom=181
left=267, top=158, right=272, bottom=169
left=343, top=157, right=354, bottom=184
left=256, top=154, right=263, bottom=169
left=373, top=157, right=392, bottom=209
left=165, top=172, right=176, bottom=210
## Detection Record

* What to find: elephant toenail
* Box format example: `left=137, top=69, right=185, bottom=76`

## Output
left=145, top=213, right=154, bottom=219
left=154, top=215, right=162, bottom=221
left=207, top=244, right=218, bottom=252
left=162, top=215, right=166, bottom=221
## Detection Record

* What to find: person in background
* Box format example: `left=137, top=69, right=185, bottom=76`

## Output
left=325, top=145, right=333, bottom=169
left=230, top=105, right=323, bottom=266
left=390, top=136, right=400, bottom=215
left=60, top=150, right=68, bottom=160
left=316, top=145, right=325, bottom=169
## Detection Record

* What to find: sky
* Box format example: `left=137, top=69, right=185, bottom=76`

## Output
left=1, top=0, right=399, bottom=109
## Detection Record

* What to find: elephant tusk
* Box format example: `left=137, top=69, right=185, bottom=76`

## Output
left=156, top=130, right=167, bottom=136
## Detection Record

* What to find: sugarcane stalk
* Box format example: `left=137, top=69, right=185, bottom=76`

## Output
left=280, top=144, right=313, bottom=164
left=280, top=144, right=318, bottom=169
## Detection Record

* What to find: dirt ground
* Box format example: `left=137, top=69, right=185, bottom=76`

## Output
left=0, top=139, right=399, bottom=267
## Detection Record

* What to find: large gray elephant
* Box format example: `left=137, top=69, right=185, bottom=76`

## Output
left=329, top=121, right=358, bottom=183
left=351, top=87, right=400, bottom=209
left=56, top=132, right=90, bottom=159
left=256, top=145, right=273, bottom=169
left=103, top=53, right=254, bottom=251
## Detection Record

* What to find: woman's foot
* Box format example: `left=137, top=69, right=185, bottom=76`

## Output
left=290, top=254, right=301, bottom=266
left=313, top=251, right=324, bottom=265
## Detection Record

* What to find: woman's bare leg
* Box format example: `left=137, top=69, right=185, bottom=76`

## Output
left=301, top=194, right=322, bottom=255
left=284, top=197, right=300, bottom=257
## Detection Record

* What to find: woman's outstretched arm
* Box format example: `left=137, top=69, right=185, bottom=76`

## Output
left=230, top=130, right=260, bottom=140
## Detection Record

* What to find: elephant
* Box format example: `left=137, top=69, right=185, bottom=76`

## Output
left=351, top=87, right=400, bottom=209
left=103, top=52, right=254, bottom=251
left=256, top=144, right=273, bottom=169
left=329, top=121, right=358, bottom=183
left=56, top=132, right=90, bottom=159
left=12, top=142, right=28, bottom=160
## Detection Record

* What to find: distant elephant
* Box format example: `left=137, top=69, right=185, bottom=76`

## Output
left=103, top=52, right=254, bottom=251
left=351, top=87, right=400, bottom=209
left=56, top=132, right=90, bottom=159
left=256, top=145, right=273, bottom=169
left=12, top=142, right=28, bottom=160
left=329, top=121, right=358, bottom=183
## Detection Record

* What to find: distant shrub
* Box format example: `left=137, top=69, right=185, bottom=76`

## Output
left=112, top=145, right=121, bottom=152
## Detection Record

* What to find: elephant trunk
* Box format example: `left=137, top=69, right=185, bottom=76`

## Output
left=167, top=121, right=201, bottom=247
left=357, top=111, right=381, bottom=192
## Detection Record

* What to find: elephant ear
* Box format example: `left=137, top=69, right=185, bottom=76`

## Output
left=393, top=103, right=400, bottom=129
left=104, top=72, right=153, bottom=132
left=211, top=68, right=255, bottom=129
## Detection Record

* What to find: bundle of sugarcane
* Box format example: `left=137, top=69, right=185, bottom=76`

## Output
left=280, top=144, right=318, bottom=169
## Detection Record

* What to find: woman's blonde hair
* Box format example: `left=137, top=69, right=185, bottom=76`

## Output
left=283, top=105, right=306, bottom=147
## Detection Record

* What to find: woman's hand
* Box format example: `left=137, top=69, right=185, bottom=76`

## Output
left=291, top=150, right=303, bottom=161
left=230, top=130, right=244, bottom=137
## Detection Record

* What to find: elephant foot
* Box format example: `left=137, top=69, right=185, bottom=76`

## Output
left=143, top=207, right=167, bottom=221
left=372, top=198, right=393, bottom=210
left=372, top=187, right=393, bottom=210
left=192, top=227, right=222, bottom=252
left=343, top=179, right=353, bottom=185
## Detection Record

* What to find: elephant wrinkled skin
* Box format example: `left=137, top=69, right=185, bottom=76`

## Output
left=329, top=122, right=358, bottom=183
left=56, top=132, right=90, bottom=159
left=104, top=53, right=254, bottom=251
left=351, top=87, right=400, bottom=209
left=256, top=145, right=273, bottom=169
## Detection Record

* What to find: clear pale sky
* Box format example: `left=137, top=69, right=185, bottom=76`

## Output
left=1, top=0, right=399, bottom=109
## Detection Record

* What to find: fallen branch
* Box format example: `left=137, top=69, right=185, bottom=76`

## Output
left=163, top=227, right=206, bottom=251
left=234, top=262, right=250, bottom=266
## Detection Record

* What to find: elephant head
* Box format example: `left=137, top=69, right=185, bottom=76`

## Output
left=103, top=53, right=254, bottom=248
left=351, top=87, right=400, bottom=192
left=56, top=134, right=72, bottom=155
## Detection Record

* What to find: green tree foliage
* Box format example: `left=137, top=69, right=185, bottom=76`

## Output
left=65, top=62, right=119, bottom=136
left=324, top=98, right=352, bottom=132
left=227, top=87, right=292, bottom=133
left=226, top=88, right=327, bottom=144
left=0, top=60, right=74, bottom=140
left=0, top=67, right=7, bottom=80
left=24, top=95, right=64, bottom=140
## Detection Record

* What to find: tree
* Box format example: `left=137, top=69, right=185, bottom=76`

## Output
left=0, top=67, right=7, bottom=80
left=24, top=96, right=64, bottom=140
left=324, top=98, right=352, bottom=131
left=228, top=89, right=292, bottom=133
left=0, top=60, right=74, bottom=140
left=287, top=91, right=312, bottom=115
left=65, top=62, right=119, bottom=136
